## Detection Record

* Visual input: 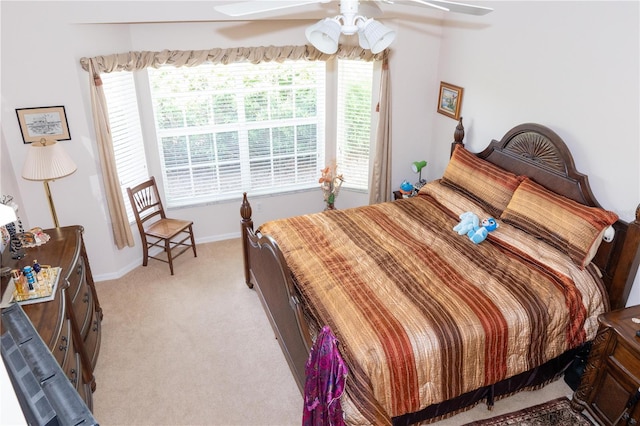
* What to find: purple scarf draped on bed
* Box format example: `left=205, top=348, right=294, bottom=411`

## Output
left=303, top=325, right=348, bottom=426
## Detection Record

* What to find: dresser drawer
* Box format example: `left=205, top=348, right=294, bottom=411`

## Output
left=68, top=255, right=86, bottom=304
left=73, top=284, right=92, bottom=339
left=62, top=346, right=81, bottom=389
left=84, top=305, right=102, bottom=371
left=68, top=351, right=93, bottom=411
left=52, top=318, right=72, bottom=368
left=610, top=339, right=640, bottom=383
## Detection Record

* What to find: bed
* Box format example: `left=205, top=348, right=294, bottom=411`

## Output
left=239, top=122, right=640, bottom=425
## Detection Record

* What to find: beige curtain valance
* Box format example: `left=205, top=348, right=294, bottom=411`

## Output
left=80, top=45, right=387, bottom=75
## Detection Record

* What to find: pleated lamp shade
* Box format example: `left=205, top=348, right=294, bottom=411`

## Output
left=22, top=138, right=77, bottom=181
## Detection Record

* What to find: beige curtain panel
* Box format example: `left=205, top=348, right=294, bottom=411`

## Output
left=80, top=45, right=390, bottom=248
left=87, top=61, right=135, bottom=249
left=369, top=57, right=392, bottom=204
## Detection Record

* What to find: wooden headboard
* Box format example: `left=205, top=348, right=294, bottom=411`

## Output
left=451, top=119, right=640, bottom=310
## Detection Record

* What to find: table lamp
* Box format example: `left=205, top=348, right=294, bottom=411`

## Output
left=412, top=160, right=427, bottom=187
left=21, top=138, right=77, bottom=228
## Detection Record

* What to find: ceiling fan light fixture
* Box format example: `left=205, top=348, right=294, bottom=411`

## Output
left=358, top=18, right=396, bottom=54
left=357, top=29, right=370, bottom=50
left=306, top=18, right=342, bottom=54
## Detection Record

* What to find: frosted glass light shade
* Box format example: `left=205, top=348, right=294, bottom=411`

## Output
left=359, top=19, right=396, bottom=54
left=22, top=138, right=77, bottom=181
left=306, top=18, right=342, bottom=54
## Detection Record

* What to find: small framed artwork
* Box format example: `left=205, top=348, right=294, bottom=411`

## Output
left=16, top=106, right=71, bottom=144
left=437, top=82, right=464, bottom=120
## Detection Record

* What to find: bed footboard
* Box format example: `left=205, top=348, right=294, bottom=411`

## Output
left=240, top=193, right=312, bottom=393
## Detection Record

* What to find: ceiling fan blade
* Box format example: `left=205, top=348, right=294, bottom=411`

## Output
left=407, top=0, right=493, bottom=16
left=215, top=0, right=327, bottom=17
left=359, top=1, right=383, bottom=18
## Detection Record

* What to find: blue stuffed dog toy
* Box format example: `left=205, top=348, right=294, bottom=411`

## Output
left=454, top=212, right=499, bottom=244
left=453, top=212, right=479, bottom=235
left=467, top=217, right=499, bottom=244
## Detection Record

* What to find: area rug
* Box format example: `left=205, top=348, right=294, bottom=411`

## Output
left=462, top=397, right=593, bottom=425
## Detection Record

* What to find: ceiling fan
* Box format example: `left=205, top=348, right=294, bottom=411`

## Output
left=215, top=0, right=493, bottom=54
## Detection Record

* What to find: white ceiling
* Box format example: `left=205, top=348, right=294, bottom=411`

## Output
left=67, top=1, right=450, bottom=24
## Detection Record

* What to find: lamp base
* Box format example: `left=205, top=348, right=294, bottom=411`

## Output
left=414, top=179, right=427, bottom=190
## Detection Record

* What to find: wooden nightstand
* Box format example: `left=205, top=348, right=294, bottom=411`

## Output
left=393, top=181, right=426, bottom=200
left=393, top=190, right=412, bottom=200
left=572, top=305, right=640, bottom=425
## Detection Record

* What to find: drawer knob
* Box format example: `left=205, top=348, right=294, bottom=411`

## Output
left=70, top=368, right=77, bottom=386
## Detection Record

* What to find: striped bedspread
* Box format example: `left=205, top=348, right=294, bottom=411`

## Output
left=258, top=181, right=606, bottom=425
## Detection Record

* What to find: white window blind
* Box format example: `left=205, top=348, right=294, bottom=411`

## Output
left=100, top=71, right=149, bottom=222
left=147, top=61, right=326, bottom=207
left=336, top=60, right=374, bottom=191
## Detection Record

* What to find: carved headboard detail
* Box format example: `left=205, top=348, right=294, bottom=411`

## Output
left=502, top=131, right=566, bottom=174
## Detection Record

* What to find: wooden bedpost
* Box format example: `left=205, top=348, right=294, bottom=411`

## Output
left=451, top=117, right=465, bottom=156
left=240, top=192, right=254, bottom=289
left=609, top=204, right=640, bottom=309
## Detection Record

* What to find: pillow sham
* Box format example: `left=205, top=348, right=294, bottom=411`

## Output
left=500, top=177, right=618, bottom=269
left=441, top=145, right=523, bottom=217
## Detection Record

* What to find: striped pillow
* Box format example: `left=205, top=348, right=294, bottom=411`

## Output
left=501, top=177, right=618, bottom=268
left=442, top=145, right=523, bottom=217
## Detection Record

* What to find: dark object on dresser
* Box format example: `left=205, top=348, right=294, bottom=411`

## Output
left=0, top=225, right=102, bottom=410
left=572, top=305, right=640, bottom=425
left=1, top=303, right=98, bottom=426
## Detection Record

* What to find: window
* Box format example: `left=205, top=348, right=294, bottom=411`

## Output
left=147, top=61, right=326, bottom=207
left=100, top=71, right=148, bottom=222
left=103, top=57, right=376, bottom=209
left=337, top=60, right=374, bottom=190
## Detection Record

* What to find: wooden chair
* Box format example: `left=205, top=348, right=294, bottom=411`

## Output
left=126, top=176, right=197, bottom=275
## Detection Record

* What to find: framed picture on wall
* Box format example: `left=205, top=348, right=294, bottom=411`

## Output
left=16, top=105, right=71, bottom=144
left=437, top=82, right=463, bottom=120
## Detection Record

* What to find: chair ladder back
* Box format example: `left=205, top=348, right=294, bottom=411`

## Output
left=129, top=177, right=167, bottom=220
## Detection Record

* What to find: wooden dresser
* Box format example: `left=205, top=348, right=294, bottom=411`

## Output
left=572, top=305, right=640, bottom=425
left=1, top=225, right=102, bottom=410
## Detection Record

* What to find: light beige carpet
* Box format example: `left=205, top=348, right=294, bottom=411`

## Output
left=92, top=238, right=575, bottom=425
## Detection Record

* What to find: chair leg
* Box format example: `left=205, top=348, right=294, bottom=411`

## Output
left=165, top=238, right=174, bottom=275
left=141, top=236, right=149, bottom=267
left=189, top=226, right=197, bottom=258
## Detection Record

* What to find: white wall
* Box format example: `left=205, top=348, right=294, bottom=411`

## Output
left=1, top=1, right=639, bottom=304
